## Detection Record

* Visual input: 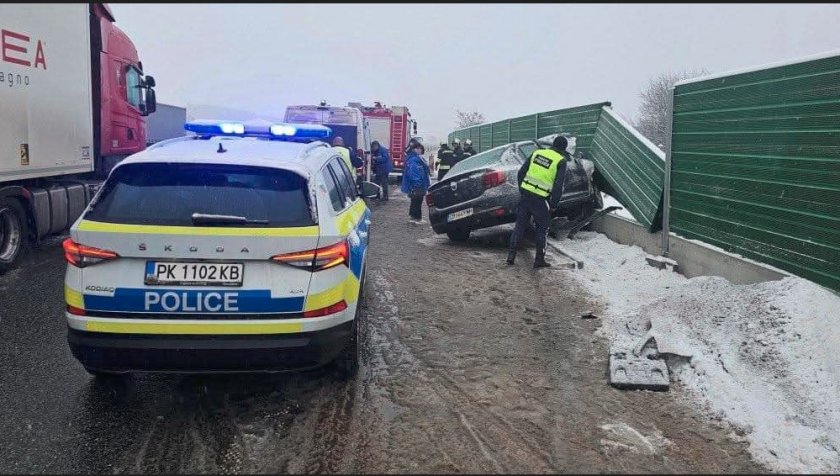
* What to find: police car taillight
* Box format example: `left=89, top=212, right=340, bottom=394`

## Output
left=303, top=300, right=347, bottom=318
left=63, top=239, right=119, bottom=268
left=271, top=240, right=349, bottom=272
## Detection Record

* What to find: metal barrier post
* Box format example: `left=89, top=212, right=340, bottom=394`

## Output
left=661, top=88, right=675, bottom=256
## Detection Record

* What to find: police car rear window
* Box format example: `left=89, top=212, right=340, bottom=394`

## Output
left=85, top=163, right=314, bottom=227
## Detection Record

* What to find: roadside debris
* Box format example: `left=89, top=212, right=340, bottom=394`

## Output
left=608, top=351, right=670, bottom=391
left=645, top=255, right=679, bottom=273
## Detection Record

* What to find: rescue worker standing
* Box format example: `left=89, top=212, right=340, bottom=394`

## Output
left=436, top=142, right=455, bottom=180
left=370, top=140, right=392, bottom=201
left=462, top=139, right=477, bottom=159
left=332, top=136, right=363, bottom=178
left=452, top=138, right=465, bottom=166
left=507, top=135, right=569, bottom=268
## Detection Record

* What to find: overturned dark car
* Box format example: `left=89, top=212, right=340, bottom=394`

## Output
left=426, top=135, right=603, bottom=241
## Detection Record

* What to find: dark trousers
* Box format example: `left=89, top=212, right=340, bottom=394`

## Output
left=409, top=193, right=423, bottom=220
left=375, top=172, right=389, bottom=200
left=509, top=192, right=550, bottom=256
left=437, top=168, right=449, bottom=181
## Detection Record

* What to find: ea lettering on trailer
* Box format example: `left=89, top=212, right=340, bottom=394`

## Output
left=1, top=28, right=47, bottom=69
left=144, top=291, right=240, bottom=312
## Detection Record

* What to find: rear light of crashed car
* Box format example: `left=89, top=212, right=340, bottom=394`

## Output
left=63, top=238, right=119, bottom=268
left=425, top=193, right=435, bottom=207
left=271, top=240, right=349, bottom=271
left=482, top=170, right=506, bottom=189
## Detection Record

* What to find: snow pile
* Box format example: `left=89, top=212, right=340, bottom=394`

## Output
left=556, top=232, right=840, bottom=473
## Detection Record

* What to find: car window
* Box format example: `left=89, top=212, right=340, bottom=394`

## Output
left=125, top=66, right=142, bottom=109
left=447, top=144, right=508, bottom=176
left=329, top=159, right=356, bottom=206
left=321, top=165, right=346, bottom=212
left=500, top=148, right=521, bottom=165
left=85, top=163, right=314, bottom=227
left=517, top=143, right=539, bottom=162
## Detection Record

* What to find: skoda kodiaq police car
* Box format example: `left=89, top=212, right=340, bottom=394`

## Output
left=63, top=120, right=370, bottom=377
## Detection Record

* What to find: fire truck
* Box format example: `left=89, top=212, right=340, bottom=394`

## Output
left=350, top=102, right=418, bottom=178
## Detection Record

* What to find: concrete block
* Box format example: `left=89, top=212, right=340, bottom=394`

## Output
left=609, top=352, right=669, bottom=391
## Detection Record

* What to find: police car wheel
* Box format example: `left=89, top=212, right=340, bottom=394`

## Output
left=334, top=306, right=360, bottom=379
left=0, top=198, right=27, bottom=273
left=83, top=366, right=128, bottom=379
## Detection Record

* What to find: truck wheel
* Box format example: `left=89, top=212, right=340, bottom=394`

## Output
left=446, top=229, right=470, bottom=242
left=0, top=198, right=27, bottom=273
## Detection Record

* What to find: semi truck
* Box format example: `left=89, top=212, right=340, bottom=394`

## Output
left=0, top=3, right=157, bottom=272
left=353, top=102, right=418, bottom=178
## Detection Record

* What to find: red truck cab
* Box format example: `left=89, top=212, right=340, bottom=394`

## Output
left=91, top=3, right=156, bottom=175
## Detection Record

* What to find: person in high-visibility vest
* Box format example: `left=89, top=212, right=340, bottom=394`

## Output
left=507, top=135, right=570, bottom=268
left=332, top=136, right=353, bottom=172
left=436, top=142, right=455, bottom=180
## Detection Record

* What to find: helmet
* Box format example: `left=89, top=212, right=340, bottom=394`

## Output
left=465, top=139, right=472, bottom=145
left=440, top=142, right=447, bottom=147
left=454, top=138, right=461, bottom=144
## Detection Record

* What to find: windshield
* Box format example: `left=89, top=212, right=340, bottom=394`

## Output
left=447, top=145, right=508, bottom=176
left=85, top=163, right=314, bottom=227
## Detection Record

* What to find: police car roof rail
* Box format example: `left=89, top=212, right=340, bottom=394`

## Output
left=301, top=141, right=330, bottom=157
left=145, top=135, right=200, bottom=151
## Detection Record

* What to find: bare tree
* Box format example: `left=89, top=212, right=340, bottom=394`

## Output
left=635, top=69, right=707, bottom=147
left=455, top=109, right=486, bottom=129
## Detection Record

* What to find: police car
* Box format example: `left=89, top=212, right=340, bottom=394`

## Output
left=63, top=120, right=371, bottom=377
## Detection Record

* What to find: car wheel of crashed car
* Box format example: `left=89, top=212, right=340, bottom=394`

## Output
left=446, top=229, right=470, bottom=242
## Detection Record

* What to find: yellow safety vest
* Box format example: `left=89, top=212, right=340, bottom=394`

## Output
left=334, top=146, right=355, bottom=175
left=521, top=148, right=565, bottom=198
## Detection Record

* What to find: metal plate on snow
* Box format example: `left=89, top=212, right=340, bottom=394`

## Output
left=609, top=352, right=669, bottom=391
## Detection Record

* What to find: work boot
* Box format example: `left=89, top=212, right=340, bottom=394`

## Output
left=506, top=250, right=516, bottom=265
left=533, top=251, right=551, bottom=269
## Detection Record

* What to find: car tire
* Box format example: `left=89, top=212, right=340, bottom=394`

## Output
left=334, top=306, right=360, bottom=380
left=0, top=197, right=27, bottom=273
left=446, top=229, right=470, bottom=242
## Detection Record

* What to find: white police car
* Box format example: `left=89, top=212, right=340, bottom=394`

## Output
left=63, top=120, right=370, bottom=377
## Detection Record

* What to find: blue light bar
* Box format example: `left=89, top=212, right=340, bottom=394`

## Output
left=269, top=123, right=331, bottom=139
left=184, top=120, right=245, bottom=136
left=184, top=119, right=331, bottom=141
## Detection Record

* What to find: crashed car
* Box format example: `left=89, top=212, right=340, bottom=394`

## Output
left=426, top=134, right=602, bottom=241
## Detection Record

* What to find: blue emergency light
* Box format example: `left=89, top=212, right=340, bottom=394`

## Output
left=184, top=119, right=332, bottom=141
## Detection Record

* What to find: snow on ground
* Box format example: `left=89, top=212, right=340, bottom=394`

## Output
left=553, top=231, right=840, bottom=473
left=601, top=193, right=636, bottom=221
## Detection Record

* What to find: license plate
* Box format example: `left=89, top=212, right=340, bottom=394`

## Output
left=145, top=262, right=244, bottom=286
left=447, top=207, right=474, bottom=222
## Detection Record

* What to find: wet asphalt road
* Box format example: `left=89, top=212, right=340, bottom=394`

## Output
left=0, top=192, right=764, bottom=473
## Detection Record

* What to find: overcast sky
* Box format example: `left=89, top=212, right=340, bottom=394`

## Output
left=111, top=3, right=840, bottom=141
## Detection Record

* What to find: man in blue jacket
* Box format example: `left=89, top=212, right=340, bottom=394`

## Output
left=371, top=141, right=392, bottom=200
left=401, top=142, right=431, bottom=223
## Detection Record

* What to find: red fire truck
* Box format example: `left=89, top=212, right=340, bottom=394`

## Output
left=352, top=102, right=418, bottom=178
